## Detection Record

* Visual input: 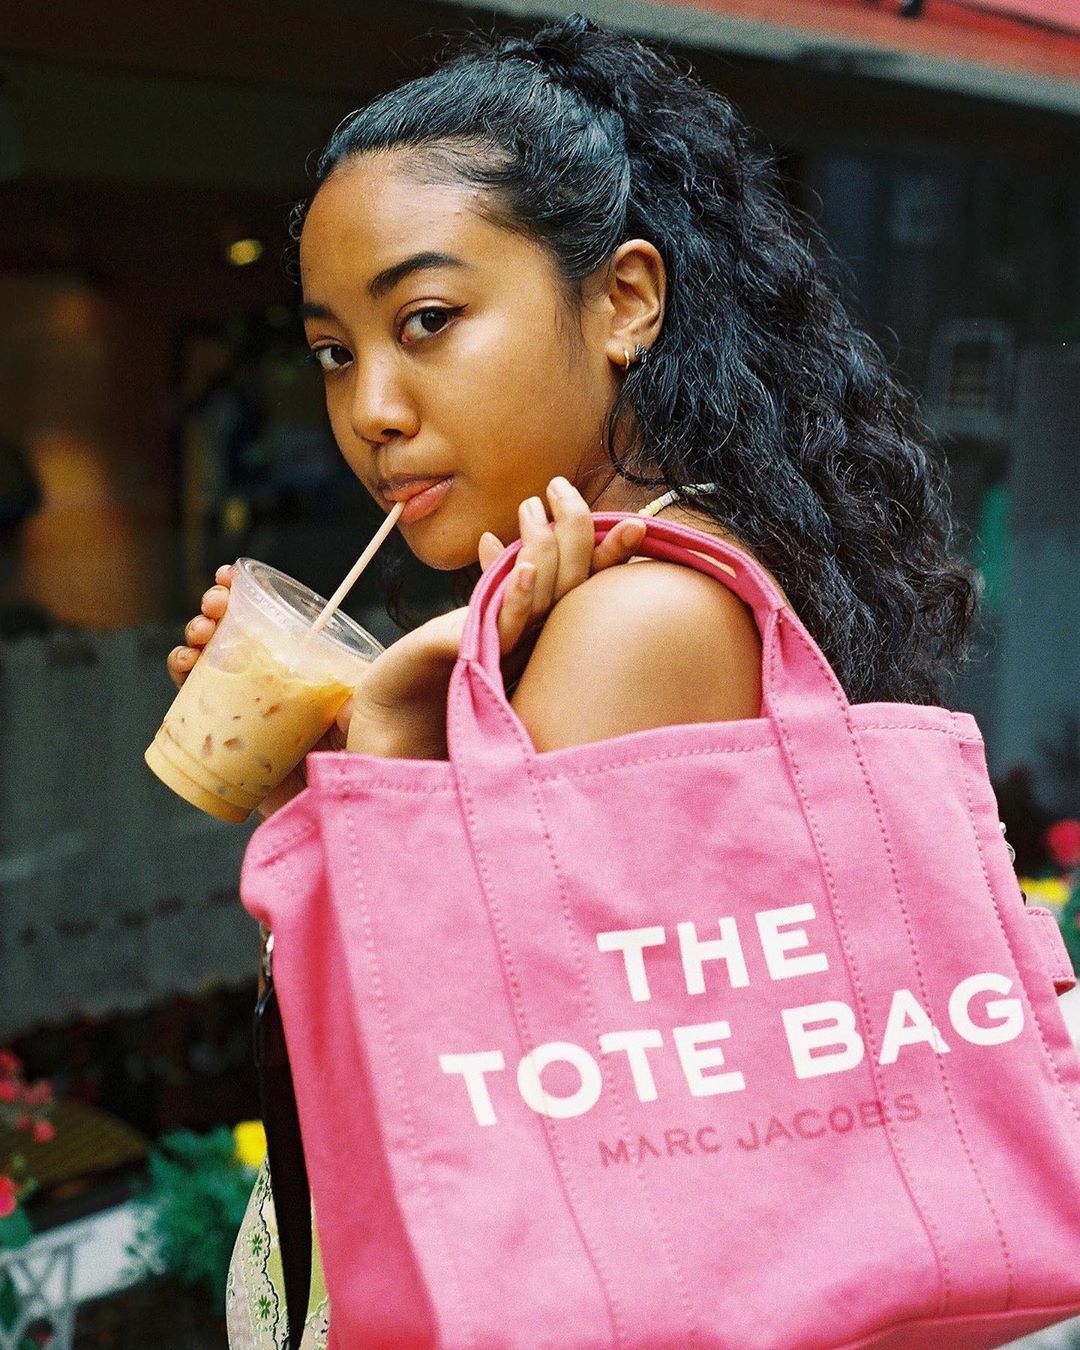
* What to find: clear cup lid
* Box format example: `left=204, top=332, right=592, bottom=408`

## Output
left=236, top=558, right=385, bottom=666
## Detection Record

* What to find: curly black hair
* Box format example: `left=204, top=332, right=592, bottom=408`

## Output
left=286, top=13, right=980, bottom=706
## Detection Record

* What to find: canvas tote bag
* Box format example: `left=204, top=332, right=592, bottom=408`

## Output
left=239, top=512, right=1080, bottom=1350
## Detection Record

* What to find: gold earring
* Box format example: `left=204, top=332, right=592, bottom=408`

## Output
left=621, top=348, right=632, bottom=371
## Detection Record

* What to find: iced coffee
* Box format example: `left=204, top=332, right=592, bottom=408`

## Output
left=146, top=559, right=383, bottom=822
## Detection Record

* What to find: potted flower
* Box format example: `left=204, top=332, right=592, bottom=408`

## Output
left=0, top=1051, right=68, bottom=1350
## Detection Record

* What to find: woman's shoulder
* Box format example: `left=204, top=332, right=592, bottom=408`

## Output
left=508, top=512, right=767, bottom=752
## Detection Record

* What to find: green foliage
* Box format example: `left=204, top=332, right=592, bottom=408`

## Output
left=125, top=1127, right=256, bottom=1315
left=0, top=1270, right=16, bottom=1332
left=0, top=1208, right=32, bottom=1252
left=1061, top=874, right=1080, bottom=977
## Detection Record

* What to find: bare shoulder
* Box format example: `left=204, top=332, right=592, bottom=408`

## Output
left=509, top=553, right=764, bottom=753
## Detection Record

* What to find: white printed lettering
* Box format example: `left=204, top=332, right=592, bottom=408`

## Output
left=599, top=1028, right=664, bottom=1103
left=756, top=904, right=829, bottom=980
left=783, top=1001, right=865, bottom=1079
left=517, top=1041, right=604, bottom=1119
left=879, top=988, right=950, bottom=1065
left=596, top=926, right=666, bottom=1002
left=677, top=918, right=749, bottom=993
left=439, top=1050, right=506, bottom=1126
left=672, top=1021, right=746, bottom=1096
left=949, top=973, right=1023, bottom=1046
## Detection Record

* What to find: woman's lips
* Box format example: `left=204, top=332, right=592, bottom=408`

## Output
left=393, top=477, right=453, bottom=524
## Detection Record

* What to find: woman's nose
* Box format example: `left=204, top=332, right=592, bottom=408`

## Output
left=348, top=356, right=420, bottom=446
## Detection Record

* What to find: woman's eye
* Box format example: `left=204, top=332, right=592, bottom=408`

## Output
left=400, top=306, right=462, bottom=344
left=309, top=344, right=350, bottom=374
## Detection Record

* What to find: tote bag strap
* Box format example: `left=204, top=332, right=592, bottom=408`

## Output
left=449, top=512, right=848, bottom=764
left=446, top=511, right=1010, bottom=1316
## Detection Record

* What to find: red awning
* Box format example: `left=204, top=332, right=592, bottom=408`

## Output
left=958, top=0, right=1080, bottom=36
left=656, top=0, right=1080, bottom=86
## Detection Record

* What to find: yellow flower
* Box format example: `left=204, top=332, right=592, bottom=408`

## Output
left=233, top=1119, right=267, bottom=1169
left=1018, top=877, right=1071, bottom=910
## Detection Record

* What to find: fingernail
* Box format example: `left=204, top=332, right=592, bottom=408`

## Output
left=549, top=476, right=573, bottom=498
left=523, top=497, right=546, bottom=523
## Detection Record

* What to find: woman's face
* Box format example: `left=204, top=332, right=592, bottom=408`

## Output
left=299, top=151, right=644, bottom=569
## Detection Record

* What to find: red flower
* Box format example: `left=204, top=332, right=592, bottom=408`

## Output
left=0, top=1175, right=17, bottom=1219
left=0, top=1050, right=20, bottom=1078
left=0, top=1080, right=18, bottom=1102
left=32, top=1119, right=55, bottom=1144
left=1046, top=818, right=1080, bottom=870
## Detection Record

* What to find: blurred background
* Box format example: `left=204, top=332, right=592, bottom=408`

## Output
left=0, top=0, right=1078, bottom=1344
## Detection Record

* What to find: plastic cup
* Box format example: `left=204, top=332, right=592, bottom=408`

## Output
left=145, top=558, right=384, bottom=822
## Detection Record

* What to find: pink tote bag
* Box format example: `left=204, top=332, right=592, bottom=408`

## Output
left=240, top=513, right=1080, bottom=1350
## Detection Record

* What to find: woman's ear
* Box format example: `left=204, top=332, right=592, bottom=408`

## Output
left=604, top=238, right=665, bottom=364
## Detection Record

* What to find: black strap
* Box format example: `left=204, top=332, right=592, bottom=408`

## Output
left=254, top=974, right=313, bottom=1350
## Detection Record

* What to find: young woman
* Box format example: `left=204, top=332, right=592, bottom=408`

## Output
left=168, top=13, right=979, bottom=1345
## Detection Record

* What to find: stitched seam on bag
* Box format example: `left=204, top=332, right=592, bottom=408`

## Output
left=783, top=625, right=1024, bottom=1313
left=953, top=731, right=1080, bottom=1136
left=463, top=662, right=704, bottom=1349
left=450, top=668, right=630, bottom=1349
left=254, top=820, right=319, bottom=867
left=334, top=797, right=478, bottom=1350
left=265, top=845, right=431, bottom=1341
left=529, top=729, right=977, bottom=783
left=838, top=717, right=1017, bottom=1311
left=522, top=733, right=704, bottom=1349
left=532, top=744, right=773, bottom=780
left=856, top=724, right=980, bottom=740
left=767, top=612, right=955, bottom=1317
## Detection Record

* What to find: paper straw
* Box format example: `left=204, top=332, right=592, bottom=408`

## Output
left=310, top=501, right=405, bottom=634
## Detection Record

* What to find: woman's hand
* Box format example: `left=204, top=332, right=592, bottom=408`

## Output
left=167, top=563, right=235, bottom=690
left=343, top=477, right=646, bottom=761
left=164, top=478, right=648, bottom=813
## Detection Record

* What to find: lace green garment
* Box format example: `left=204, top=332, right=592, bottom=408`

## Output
left=225, top=1157, right=329, bottom=1349
left=224, top=489, right=699, bottom=1346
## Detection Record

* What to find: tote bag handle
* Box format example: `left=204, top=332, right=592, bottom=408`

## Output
left=448, top=511, right=849, bottom=764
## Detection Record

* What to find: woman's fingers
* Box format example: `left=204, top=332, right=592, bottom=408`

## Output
left=499, top=481, right=649, bottom=644
left=544, top=476, right=594, bottom=600
left=167, top=644, right=198, bottom=688
left=185, top=614, right=215, bottom=646
left=495, top=560, right=538, bottom=655
left=492, top=483, right=648, bottom=657
left=477, top=531, right=504, bottom=572
left=516, top=494, right=559, bottom=619
left=200, top=583, right=230, bottom=621
left=166, top=565, right=233, bottom=688
left=592, top=517, right=647, bottom=570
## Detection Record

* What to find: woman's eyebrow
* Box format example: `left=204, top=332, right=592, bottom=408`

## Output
left=300, top=251, right=473, bottom=321
left=367, top=250, right=472, bottom=299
